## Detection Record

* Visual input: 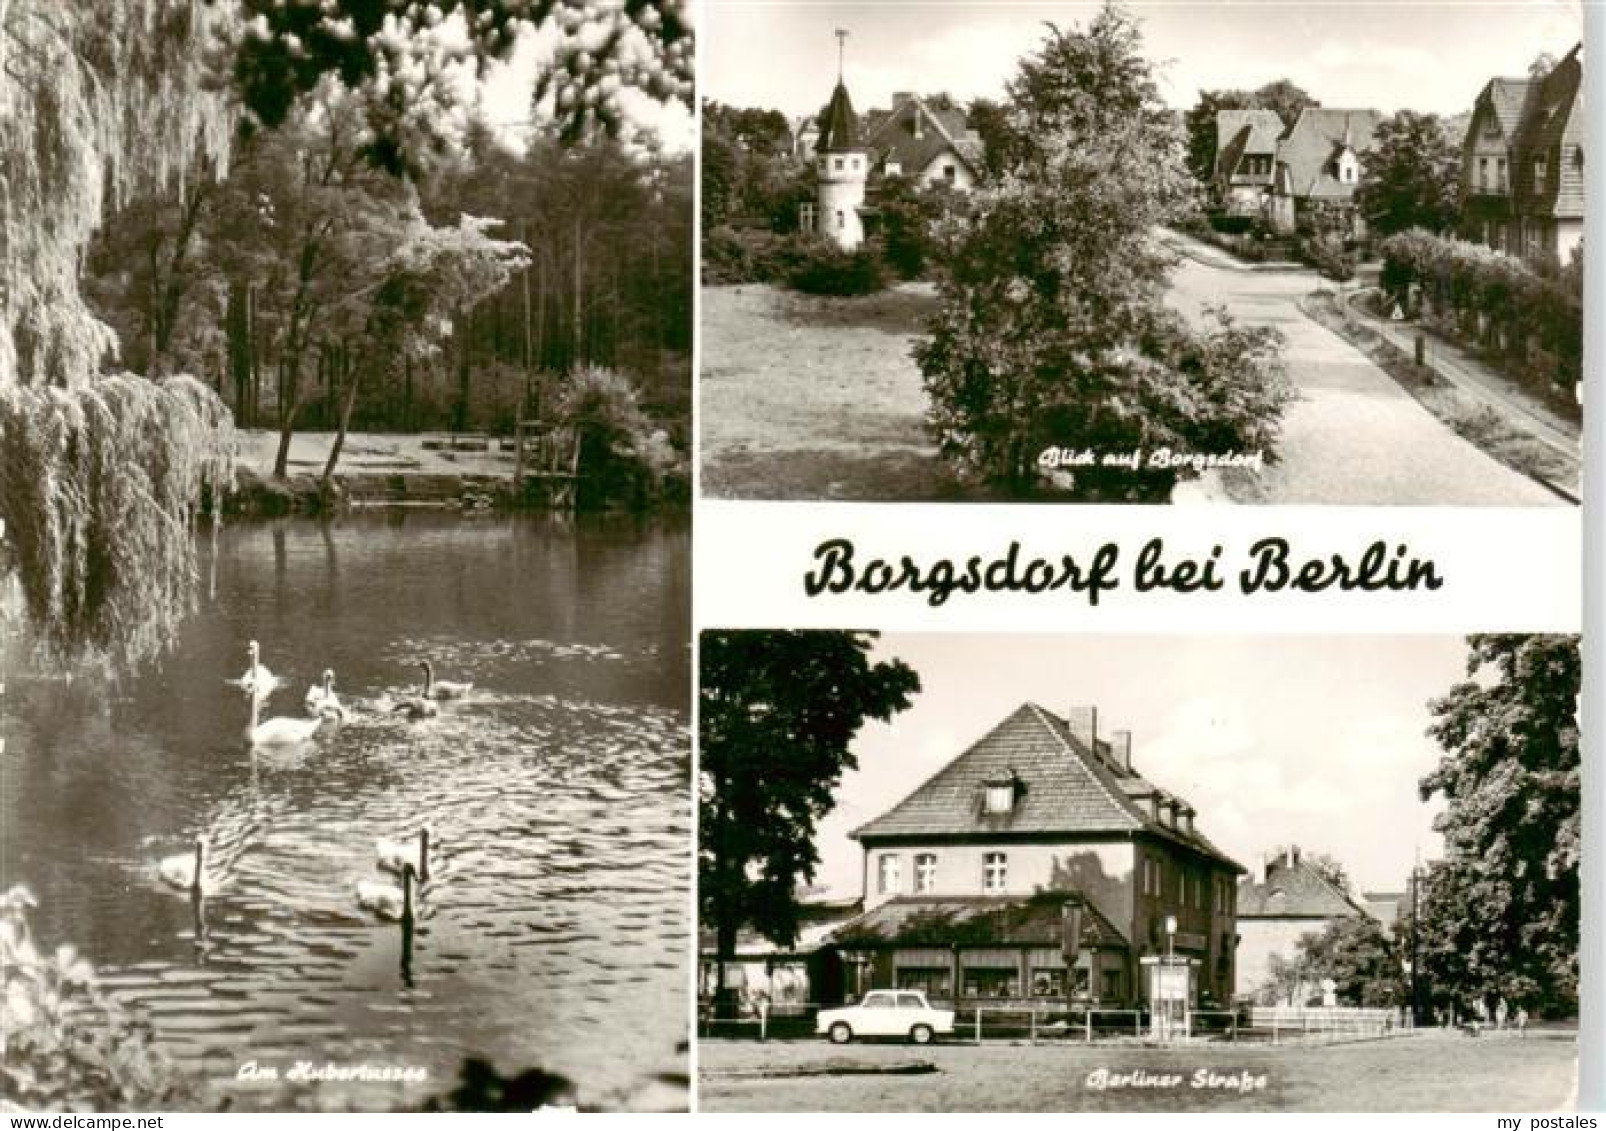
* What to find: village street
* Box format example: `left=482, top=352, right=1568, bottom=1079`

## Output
left=1162, top=237, right=1563, bottom=506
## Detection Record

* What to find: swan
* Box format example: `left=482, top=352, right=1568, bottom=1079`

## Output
left=391, top=692, right=438, bottom=721
left=377, top=826, right=432, bottom=883
left=233, top=640, right=284, bottom=697
left=305, top=669, right=343, bottom=718
left=159, top=836, right=207, bottom=892
left=419, top=659, right=473, bottom=701
left=356, top=862, right=417, bottom=923
left=247, top=684, right=325, bottom=746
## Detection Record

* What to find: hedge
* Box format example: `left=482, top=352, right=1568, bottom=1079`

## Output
left=1379, top=228, right=1582, bottom=394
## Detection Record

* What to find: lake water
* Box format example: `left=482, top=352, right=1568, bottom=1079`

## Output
left=0, top=512, right=690, bottom=1110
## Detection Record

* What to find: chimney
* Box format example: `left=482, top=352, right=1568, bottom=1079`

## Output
left=913, top=106, right=924, bottom=139
left=893, top=91, right=914, bottom=108
left=1285, top=845, right=1298, bottom=868
left=1067, top=705, right=1098, bottom=750
left=1258, top=853, right=1271, bottom=884
left=1110, top=729, right=1133, bottom=774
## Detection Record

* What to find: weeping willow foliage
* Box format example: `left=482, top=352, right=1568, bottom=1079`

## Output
left=1, top=0, right=235, bottom=382
left=0, top=374, right=234, bottom=668
left=2, top=1, right=238, bottom=666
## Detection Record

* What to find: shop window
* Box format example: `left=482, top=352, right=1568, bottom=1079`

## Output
left=1030, top=968, right=1066, bottom=998
left=1101, top=968, right=1123, bottom=1000
left=963, top=968, right=1019, bottom=998
left=897, top=968, right=952, bottom=998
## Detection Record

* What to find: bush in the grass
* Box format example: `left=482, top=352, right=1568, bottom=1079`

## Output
left=1302, top=233, right=1356, bottom=283
left=786, top=241, right=888, bottom=296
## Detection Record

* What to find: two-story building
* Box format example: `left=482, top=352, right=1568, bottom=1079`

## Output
left=1235, top=846, right=1374, bottom=1003
left=1214, top=108, right=1286, bottom=216
left=863, top=92, right=983, bottom=190
left=823, top=702, right=1245, bottom=1012
left=1265, top=107, right=1382, bottom=237
left=1462, top=45, right=1584, bottom=265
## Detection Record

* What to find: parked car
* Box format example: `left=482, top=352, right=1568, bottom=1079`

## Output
left=815, top=990, right=956, bottom=1045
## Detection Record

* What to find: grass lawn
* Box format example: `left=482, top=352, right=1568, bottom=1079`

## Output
left=697, top=1030, right=1577, bottom=1112
left=699, top=283, right=975, bottom=501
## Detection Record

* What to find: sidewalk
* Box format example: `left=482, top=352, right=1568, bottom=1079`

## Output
left=1159, top=228, right=1304, bottom=273
left=1343, top=289, right=1581, bottom=463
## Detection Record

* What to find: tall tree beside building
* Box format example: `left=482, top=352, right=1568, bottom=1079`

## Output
left=1357, top=110, right=1463, bottom=236
left=916, top=5, right=1292, bottom=499
left=699, top=632, right=920, bottom=1012
left=1417, top=634, right=1581, bottom=1015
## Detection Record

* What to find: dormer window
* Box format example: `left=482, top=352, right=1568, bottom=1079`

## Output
left=982, top=771, right=1022, bottom=814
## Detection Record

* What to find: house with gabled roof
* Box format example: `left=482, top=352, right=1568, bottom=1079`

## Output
left=863, top=93, right=984, bottom=190
left=1214, top=108, right=1286, bottom=215
left=1235, top=845, right=1374, bottom=1003
left=1266, top=107, right=1383, bottom=236
left=825, top=702, right=1245, bottom=1011
left=1462, top=45, right=1584, bottom=264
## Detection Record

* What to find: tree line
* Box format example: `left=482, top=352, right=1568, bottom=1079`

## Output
left=82, top=101, right=693, bottom=478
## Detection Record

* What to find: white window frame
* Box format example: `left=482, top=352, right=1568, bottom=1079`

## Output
left=982, top=852, right=1007, bottom=894
left=878, top=854, right=901, bottom=894
left=914, top=853, right=937, bottom=893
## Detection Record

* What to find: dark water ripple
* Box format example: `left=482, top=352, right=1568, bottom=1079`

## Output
left=2, top=514, right=690, bottom=1110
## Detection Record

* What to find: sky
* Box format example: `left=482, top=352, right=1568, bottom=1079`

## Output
left=808, top=634, right=1476, bottom=901
left=703, top=1, right=1585, bottom=119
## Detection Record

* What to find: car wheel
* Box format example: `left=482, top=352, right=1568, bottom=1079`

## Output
left=829, top=1022, right=853, bottom=1045
left=909, top=1024, right=934, bottom=1045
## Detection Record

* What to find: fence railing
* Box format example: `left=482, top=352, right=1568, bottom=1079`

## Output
left=699, top=1002, right=1251, bottom=1044
left=1246, top=1006, right=1401, bottom=1043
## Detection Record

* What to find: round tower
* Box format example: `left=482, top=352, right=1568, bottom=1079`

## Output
left=815, top=37, right=868, bottom=251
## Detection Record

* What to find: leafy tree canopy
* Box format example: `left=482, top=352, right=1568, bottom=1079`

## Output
left=232, top=0, right=694, bottom=167
left=1357, top=109, right=1463, bottom=236
left=1418, top=634, right=1581, bottom=1014
left=916, top=5, right=1293, bottom=499
left=699, top=631, right=920, bottom=955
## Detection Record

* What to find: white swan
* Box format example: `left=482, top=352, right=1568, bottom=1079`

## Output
left=305, top=669, right=343, bottom=718
left=159, top=836, right=207, bottom=892
left=377, top=826, right=432, bottom=883
left=232, top=640, right=284, bottom=697
left=248, top=684, right=325, bottom=746
left=356, top=862, right=417, bottom=923
left=419, top=659, right=473, bottom=701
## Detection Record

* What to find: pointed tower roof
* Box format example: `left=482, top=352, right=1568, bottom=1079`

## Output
left=818, top=80, right=863, bottom=152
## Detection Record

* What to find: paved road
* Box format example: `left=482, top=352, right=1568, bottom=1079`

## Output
left=1163, top=246, right=1563, bottom=506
